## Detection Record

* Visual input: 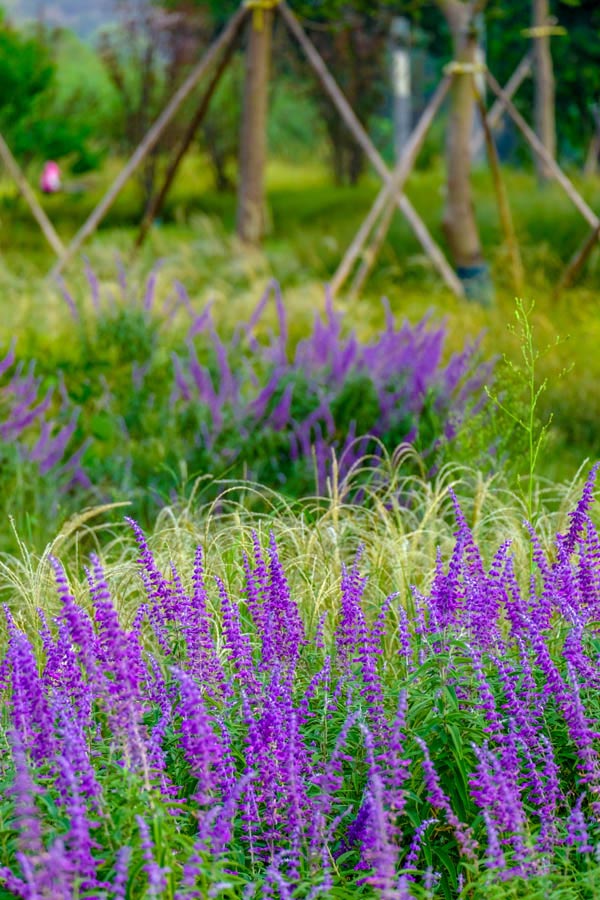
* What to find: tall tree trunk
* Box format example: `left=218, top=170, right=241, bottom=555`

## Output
left=583, top=102, right=600, bottom=177
left=437, top=1, right=488, bottom=296
left=532, top=0, right=556, bottom=183
left=236, top=10, right=273, bottom=244
left=584, top=132, right=600, bottom=178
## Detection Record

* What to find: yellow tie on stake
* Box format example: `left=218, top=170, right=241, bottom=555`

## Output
left=521, top=25, right=567, bottom=38
left=443, top=61, right=487, bottom=76
left=244, top=0, right=280, bottom=31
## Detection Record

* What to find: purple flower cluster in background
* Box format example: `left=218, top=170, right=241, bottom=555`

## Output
left=4, top=470, right=600, bottom=896
left=3, top=270, right=493, bottom=515
left=0, top=340, right=88, bottom=487
left=170, top=279, right=492, bottom=493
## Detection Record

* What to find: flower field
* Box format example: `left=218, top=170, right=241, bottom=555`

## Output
left=1, top=267, right=600, bottom=899
left=0, top=275, right=490, bottom=551
left=2, top=457, right=600, bottom=898
left=1, top=1, right=599, bottom=887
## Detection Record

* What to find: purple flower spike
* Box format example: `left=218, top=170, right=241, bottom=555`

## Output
left=265, top=532, right=306, bottom=669
left=217, top=576, right=260, bottom=696
left=112, top=846, right=132, bottom=899
left=136, top=815, right=170, bottom=896
left=7, top=627, right=55, bottom=763
left=561, top=463, right=600, bottom=557
left=172, top=666, right=225, bottom=806
left=416, top=738, right=478, bottom=862
left=359, top=723, right=400, bottom=895
left=8, top=729, right=44, bottom=859
left=566, top=795, right=594, bottom=854
left=404, top=818, right=437, bottom=876
left=89, top=553, right=148, bottom=768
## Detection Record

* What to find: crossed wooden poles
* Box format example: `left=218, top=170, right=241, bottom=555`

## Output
left=0, top=1, right=598, bottom=298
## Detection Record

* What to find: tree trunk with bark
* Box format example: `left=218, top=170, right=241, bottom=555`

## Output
left=436, top=1, right=488, bottom=298
left=532, top=0, right=556, bottom=183
left=236, top=10, right=274, bottom=244
left=583, top=103, right=600, bottom=177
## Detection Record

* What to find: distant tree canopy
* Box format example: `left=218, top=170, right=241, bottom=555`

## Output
left=0, top=11, right=98, bottom=168
left=485, top=0, right=600, bottom=157
left=4, top=0, right=597, bottom=177
left=0, top=12, right=54, bottom=130
left=410, top=0, right=600, bottom=161
left=160, top=0, right=600, bottom=174
left=162, top=0, right=407, bottom=184
left=194, top=0, right=399, bottom=27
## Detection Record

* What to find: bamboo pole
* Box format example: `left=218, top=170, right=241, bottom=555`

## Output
left=473, top=82, right=524, bottom=295
left=554, top=221, right=600, bottom=299
left=133, top=22, right=241, bottom=254
left=0, top=133, right=65, bottom=259
left=486, top=69, right=599, bottom=229
left=333, top=74, right=452, bottom=299
left=330, top=187, right=394, bottom=299
left=470, top=51, right=532, bottom=158
left=49, top=5, right=249, bottom=279
left=279, top=2, right=464, bottom=298
left=349, top=197, right=396, bottom=300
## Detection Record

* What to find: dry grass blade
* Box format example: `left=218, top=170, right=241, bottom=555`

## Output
left=0, top=463, right=596, bottom=637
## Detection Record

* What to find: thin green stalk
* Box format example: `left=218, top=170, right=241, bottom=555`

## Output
left=485, top=298, right=569, bottom=525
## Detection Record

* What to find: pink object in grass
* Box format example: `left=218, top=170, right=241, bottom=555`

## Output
left=40, top=161, right=61, bottom=194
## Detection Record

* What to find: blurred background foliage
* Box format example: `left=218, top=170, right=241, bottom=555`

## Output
left=0, top=0, right=598, bottom=548
left=1, top=1, right=598, bottom=183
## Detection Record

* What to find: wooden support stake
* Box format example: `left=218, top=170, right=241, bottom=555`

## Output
left=583, top=104, right=600, bottom=177
left=330, top=186, right=394, bottom=299
left=554, top=221, right=600, bottom=299
left=133, top=19, right=241, bottom=253
left=49, top=4, right=249, bottom=279
left=470, top=51, right=532, bottom=158
left=584, top=132, right=600, bottom=178
left=474, top=83, right=524, bottom=295
left=236, top=2, right=274, bottom=244
left=0, top=133, right=65, bottom=259
left=279, top=2, right=464, bottom=298
left=349, top=197, right=396, bottom=300
left=331, top=73, right=452, bottom=298
left=485, top=69, right=599, bottom=230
